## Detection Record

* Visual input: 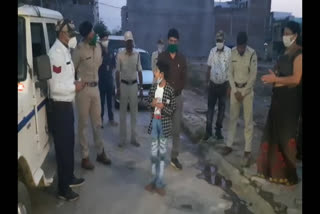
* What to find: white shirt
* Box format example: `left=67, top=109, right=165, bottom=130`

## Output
left=207, top=46, right=231, bottom=84
left=154, top=84, right=164, bottom=115
left=48, top=39, right=76, bottom=102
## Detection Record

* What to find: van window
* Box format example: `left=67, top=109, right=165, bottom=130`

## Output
left=47, top=23, right=56, bottom=48
left=31, top=23, right=46, bottom=58
left=140, top=52, right=151, bottom=70
left=18, top=17, right=26, bottom=82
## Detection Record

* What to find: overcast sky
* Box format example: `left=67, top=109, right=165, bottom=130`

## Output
left=98, top=0, right=302, bottom=31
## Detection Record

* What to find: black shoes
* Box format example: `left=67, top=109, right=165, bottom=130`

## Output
left=58, top=188, right=79, bottom=202
left=69, top=177, right=85, bottom=188
left=215, top=130, right=224, bottom=140
left=171, top=158, right=183, bottom=170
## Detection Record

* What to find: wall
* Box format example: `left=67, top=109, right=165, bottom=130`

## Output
left=124, top=0, right=215, bottom=58
left=21, top=0, right=98, bottom=31
left=214, top=0, right=271, bottom=57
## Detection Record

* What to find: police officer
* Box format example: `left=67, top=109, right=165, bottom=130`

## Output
left=151, top=39, right=165, bottom=71
left=72, top=21, right=111, bottom=170
left=48, top=19, right=85, bottom=201
left=223, top=32, right=257, bottom=167
left=115, top=31, right=143, bottom=148
left=98, top=31, right=118, bottom=128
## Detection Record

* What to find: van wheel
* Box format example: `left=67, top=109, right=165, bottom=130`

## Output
left=18, top=181, right=31, bottom=214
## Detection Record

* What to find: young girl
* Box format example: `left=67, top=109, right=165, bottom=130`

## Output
left=145, top=60, right=176, bottom=196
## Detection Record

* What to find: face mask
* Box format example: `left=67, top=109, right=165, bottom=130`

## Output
left=158, top=45, right=164, bottom=53
left=156, top=77, right=163, bottom=84
left=283, top=35, right=296, bottom=48
left=126, top=41, right=134, bottom=50
left=168, top=44, right=178, bottom=53
left=216, top=42, right=224, bottom=50
left=101, top=40, right=109, bottom=48
left=68, top=37, right=77, bottom=49
left=89, top=34, right=98, bottom=46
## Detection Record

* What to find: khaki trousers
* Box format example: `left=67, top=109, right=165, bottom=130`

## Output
left=76, top=86, right=104, bottom=158
left=226, top=89, right=254, bottom=152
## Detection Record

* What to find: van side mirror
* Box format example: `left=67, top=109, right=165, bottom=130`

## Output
left=34, top=54, right=52, bottom=81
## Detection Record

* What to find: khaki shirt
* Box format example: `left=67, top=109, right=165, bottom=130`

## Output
left=228, top=46, right=257, bottom=96
left=72, top=41, right=103, bottom=82
left=116, top=49, right=142, bottom=81
left=151, top=50, right=160, bottom=71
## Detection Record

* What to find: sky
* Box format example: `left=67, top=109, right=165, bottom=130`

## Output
left=98, top=0, right=302, bottom=31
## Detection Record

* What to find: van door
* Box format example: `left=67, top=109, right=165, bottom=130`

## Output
left=29, top=18, right=49, bottom=156
left=18, top=16, right=43, bottom=176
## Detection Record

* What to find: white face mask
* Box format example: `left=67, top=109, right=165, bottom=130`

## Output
left=283, top=35, right=296, bottom=48
left=156, top=77, right=163, bottom=84
left=216, top=42, right=224, bottom=50
left=68, top=37, right=77, bottom=49
left=102, top=40, right=109, bottom=48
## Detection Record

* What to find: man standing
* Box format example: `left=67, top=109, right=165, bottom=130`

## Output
left=116, top=31, right=143, bottom=148
left=158, top=28, right=187, bottom=170
left=98, top=31, right=118, bottom=128
left=151, top=39, right=165, bottom=71
left=48, top=19, right=85, bottom=201
left=72, top=21, right=111, bottom=170
left=203, top=30, right=231, bottom=141
left=223, top=32, right=257, bottom=167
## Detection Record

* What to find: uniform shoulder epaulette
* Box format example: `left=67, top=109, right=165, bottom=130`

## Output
left=247, top=46, right=255, bottom=54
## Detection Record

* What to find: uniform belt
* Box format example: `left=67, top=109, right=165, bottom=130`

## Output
left=153, top=114, right=161, bottom=119
left=235, top=82, right=247, bottom=88
left=84, top=82, right=98, bottom=87
left=121, top=79, right=137, bottom=85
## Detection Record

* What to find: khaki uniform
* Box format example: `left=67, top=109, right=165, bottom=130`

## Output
left=72, top=41, right=104, bottom=158
left=151, top=51, right=160, bottom=71
left=227, top=46, right=257, bottom=152
left=116, top=49, right=142, bottom=145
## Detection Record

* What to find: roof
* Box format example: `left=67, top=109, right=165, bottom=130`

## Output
left=18, top=4, right=63, bottom=20
left=118, top=47, right=148, bottom=54
left=109, top=35, right=125, bottom=41
left=272, top=12, right=293, bottom=20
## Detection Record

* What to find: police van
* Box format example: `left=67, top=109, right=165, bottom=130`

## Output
left=18, top=4, right=62, bottom=213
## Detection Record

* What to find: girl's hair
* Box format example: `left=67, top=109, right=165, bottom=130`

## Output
left=285, top=21, right=302, bottom=46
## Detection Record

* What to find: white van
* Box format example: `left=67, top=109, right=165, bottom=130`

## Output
left=18, top=4, right=63, bottom=214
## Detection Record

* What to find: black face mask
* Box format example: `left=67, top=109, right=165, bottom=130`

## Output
left=126, top=41, right=133, bottom=51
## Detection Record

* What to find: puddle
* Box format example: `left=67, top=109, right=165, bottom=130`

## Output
left=196, top=162, right=254, bottom=214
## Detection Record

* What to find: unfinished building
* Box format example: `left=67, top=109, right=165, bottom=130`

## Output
left=122, top=0, right=271, bottom=58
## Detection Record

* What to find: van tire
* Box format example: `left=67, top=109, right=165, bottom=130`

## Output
left=18, top=181, right=31, bottom=214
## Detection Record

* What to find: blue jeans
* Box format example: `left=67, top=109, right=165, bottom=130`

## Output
left=150, top=118, right=167, bottom=188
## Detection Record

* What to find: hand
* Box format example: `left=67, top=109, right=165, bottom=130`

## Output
left=234, top=91, right=243, bottom=102
left=151, top=99, right=157, bottom=107
left=261, top=70, right=277, bottom=84
left=227, top=87, right=231, bottom=97
left=116, top=87, right=120, bottom=97
left=75, top=81, right=84, bottom=92
left=156, top=103, right=164, bottom=109
left=139, top=88, right=143, bottom=98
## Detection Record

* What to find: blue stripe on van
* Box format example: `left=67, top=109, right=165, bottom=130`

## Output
left=18, top=99, right=47, bottom=133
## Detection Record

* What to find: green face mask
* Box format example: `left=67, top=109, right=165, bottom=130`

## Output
left=168, top=44, right=178, bottom=53
left=89, top=34, right=97, bottom=46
